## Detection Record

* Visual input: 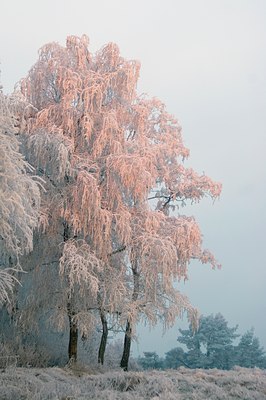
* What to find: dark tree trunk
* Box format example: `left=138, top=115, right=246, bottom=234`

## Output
left=120, top=266, right=139, bottom=371
left=68, top=314, right=78, bottom=362
left=63, top=220, right=70, bottom=242
left=98, top=311, right=108, bottom=365
left=63, top=221, right=78, bottom=363
left=120, top=320, right=132, bottom=371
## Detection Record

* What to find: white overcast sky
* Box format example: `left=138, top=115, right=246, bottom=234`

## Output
left=1, top=0, right=266, bottom=356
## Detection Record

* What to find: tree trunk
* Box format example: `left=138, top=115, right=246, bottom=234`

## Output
left=120, top=320, right=132, bottom=371
left=63, top=221, right=79, bottom=363
left=63, top=220, right=70, bottom=242
left=98, top=311, right=108, bottom=365
left=120, top=266, right=139, bottom=371
left=68, top=314, right=78, bottom=362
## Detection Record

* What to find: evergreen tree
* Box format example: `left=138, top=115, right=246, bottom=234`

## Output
left=236, top=329, right=266, bottom=368
left=138, top=352, right=164, bottom=370
left=177, top=313, right=239, bottom=369
left=164, top=347, right=189, bottom=369
left=199, top=313, right=239, bottom=369
left=177, top=325, right=206, bottom=368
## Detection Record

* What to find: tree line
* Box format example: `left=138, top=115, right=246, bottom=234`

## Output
left=0, top=35, right=221, bottom=370
left=138, top=313, right=266, bottom=370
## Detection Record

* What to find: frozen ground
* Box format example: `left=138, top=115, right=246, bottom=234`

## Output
left=0, top=365, right=266, bottom=399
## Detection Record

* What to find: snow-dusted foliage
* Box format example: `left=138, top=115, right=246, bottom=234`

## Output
left=0, top=270, right=19, bottom=305
left=0, top=92, right=42, bottom=260
left=0, top=90, right=42, bottom=304
left=0, top=366, right=266, bottom=400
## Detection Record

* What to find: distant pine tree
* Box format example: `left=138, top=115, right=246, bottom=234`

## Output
left=177, top=313, right=239, bottom=369
left=138, top=352, right=164, bottom=370
left=235, top=329, right=266, bottom=368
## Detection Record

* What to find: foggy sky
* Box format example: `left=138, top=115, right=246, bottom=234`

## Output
left=1, top=0, right=266, bottom=356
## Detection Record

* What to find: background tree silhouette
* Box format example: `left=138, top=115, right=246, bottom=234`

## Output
left=138, top=314, right=266, bottom=371
left=178, top=313, right=239, bottom=369
left=235, top=328, right=266, bottom=369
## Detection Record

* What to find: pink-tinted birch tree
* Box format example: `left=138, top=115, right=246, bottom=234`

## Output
left=18, top=35, right=221, bottom=366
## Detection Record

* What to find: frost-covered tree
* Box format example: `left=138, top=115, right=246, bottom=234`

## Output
left=17, top=35, right=221, bottom=367
left=0, top=89, right=42, bottom=305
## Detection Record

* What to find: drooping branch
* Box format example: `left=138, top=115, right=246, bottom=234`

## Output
left=108, top=245, right=126, bottom=256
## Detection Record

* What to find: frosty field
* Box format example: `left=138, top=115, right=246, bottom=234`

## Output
left=1, top=365, right=266, bottom=400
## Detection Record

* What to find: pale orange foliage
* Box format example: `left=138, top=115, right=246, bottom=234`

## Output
left=20, top=35, right=221, bottom=335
